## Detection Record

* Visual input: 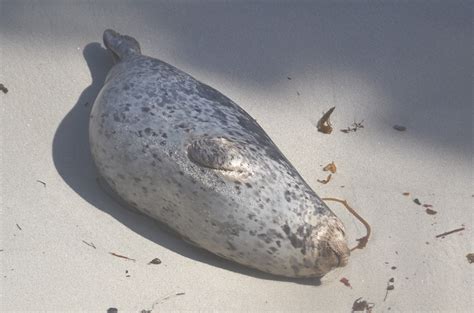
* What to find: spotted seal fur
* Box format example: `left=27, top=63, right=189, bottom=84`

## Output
left=89, top=29, right=350, bottom=278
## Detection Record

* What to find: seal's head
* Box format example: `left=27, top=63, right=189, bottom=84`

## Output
left=313, top=217, right=350, bottom=275
left=103, top=29, right=141, bottom=63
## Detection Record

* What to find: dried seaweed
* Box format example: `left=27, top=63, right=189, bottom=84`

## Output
left=340, top=277, right=352, bottom=288
left=323, top=161, right=337, bottom=174
left=317, top=107, right=335, bottom=134
left=341, top=120, right=364, bottom=133
left=351, top=297, right=374, bottom=313
left=317, top=174, right=332, bottom=184
left=322, top=198, right=371, bottom=251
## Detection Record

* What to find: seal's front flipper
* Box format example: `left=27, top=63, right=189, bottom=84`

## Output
left=187, top=137, right=250, bottom=174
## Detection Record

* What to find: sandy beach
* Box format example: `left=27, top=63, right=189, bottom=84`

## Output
left=1, top=1, right=472, bottom=312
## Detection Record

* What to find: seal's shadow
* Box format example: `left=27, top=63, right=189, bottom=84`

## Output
left=52, top=42, right=320, bottom=286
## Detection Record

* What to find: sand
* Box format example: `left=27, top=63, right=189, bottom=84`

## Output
left=1, top=1, right=472, bottom=312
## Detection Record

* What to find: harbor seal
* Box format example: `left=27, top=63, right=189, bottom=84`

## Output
left=89, top=29, right=350, bottom=278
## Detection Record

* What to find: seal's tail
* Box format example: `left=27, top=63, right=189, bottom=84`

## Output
left=103, top=29, right=141, bottom=63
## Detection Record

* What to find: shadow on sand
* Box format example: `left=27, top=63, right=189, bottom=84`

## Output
left=52, top=42, right=321, bottom=286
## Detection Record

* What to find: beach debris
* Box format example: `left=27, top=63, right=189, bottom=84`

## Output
left=393, top=125, right=406, bottom=131
left=340, top=277, right=352, bottom=288
left=323, top=198, right=371, bottom=251
left=106, top=308, right=118, bottom=313
left=466, top=253, right=474, bottom=263
left=82, top=240, right=96, bottom=249
left=16, top=224, right=22, bottom=231
left=36, top=180, right=46, bottom=187
left=287, top=76, right=292, bottom=80
left=317, top=106, right=335, bottom=134
left=323, top=161, right=337, bottom=174
left=391, top=266, right=397, bottom=270
left=317, top=174, right=332, bottom=184
left=341, top=120, right=364, bottom=133
left=425, top=208, right=437, bottom=215
left=435, top=227, right=465, bottom=238
left=413, top=198, right=421, bottom=205
left=144, top=292, right=186, bottom=312
left=84, top=102, right=89, bottom=107
left=125, top=270, right=130, bottom=277
left=383, top=277, right=395, bottom=301
left=351, top=297, right=374, bottom=313
left=402, top=192, right=410, bottom=196
left=109, top=252, right=136, bottom=262
left=148, top=258, right=162, bottom=265
left=0, top=83, right=8, bottom=94
left=422, top=204, right=433, bottom=208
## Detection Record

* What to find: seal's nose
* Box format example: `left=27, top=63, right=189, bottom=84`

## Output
left=329, top=238, right=350, bottom=267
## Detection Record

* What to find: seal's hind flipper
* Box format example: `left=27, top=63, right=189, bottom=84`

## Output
left=187, top=137, right=250, bottom=173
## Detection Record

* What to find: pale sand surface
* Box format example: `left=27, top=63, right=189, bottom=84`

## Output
left=1, top=1, right=472, bottom=312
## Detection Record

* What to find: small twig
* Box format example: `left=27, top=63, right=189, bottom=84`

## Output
left=36, top=180, right=46, bottom=187
left=16, top=224, right=22, bottom=231
left=109, top=252, right=136, bottom=262
left=435, top=227, right=465, bottom=238
left=149, top=292, right=186, bottom=311
left=82, top=240, right=96, bottom=249
left=317, top=106, right=335, bottom=134
left=323, top=198, right=371, bottom=251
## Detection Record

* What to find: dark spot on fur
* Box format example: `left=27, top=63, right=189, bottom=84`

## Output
left=257, top=233, right=273, bottom=244
left=226, top=241, right=237, bottom=251
left=284, top=190, right=291, bottom=202
left=245, top=182, right=252, bottom=188
left=276, top=240, right=281, bottom=247
left=247, top=213, right=256, bottom=220
left=141, top=107, right=150, bottom=112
